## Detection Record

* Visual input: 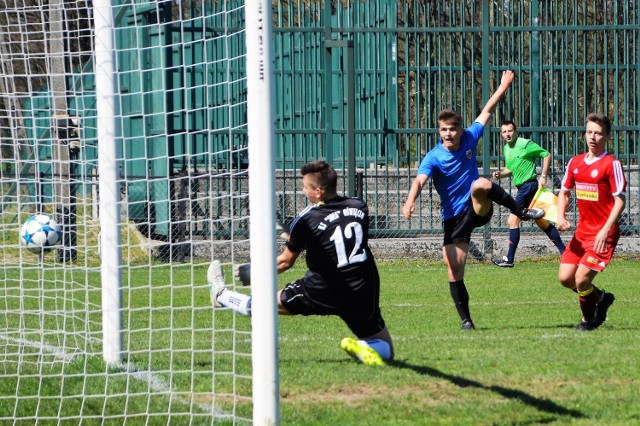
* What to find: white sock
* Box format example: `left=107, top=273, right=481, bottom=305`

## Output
left=217, top=290, right=252, bottom=316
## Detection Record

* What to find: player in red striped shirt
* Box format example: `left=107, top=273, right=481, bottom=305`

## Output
left=557, top=113, right=626, bottom=331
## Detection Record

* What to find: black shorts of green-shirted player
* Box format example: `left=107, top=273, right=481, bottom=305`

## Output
left=208, top=160, right=394, bottom=366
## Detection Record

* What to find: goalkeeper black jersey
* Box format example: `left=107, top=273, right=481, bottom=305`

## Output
left=286, top=196, right=376, bottom=289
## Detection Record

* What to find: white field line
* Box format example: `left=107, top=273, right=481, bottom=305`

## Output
left=0, top=333, right=77, bottom=362
left=119, top=361, right=224, bottom=415
left=0, top=333, right=229, bottom=417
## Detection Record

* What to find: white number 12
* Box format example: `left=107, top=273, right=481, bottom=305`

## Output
left=329, top=222, right=367, bottom=268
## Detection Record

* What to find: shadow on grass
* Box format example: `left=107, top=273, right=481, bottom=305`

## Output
left=389, top=360, right=585, bottom=420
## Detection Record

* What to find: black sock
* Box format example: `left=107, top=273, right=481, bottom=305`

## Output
left=449, top=280, right=471, bottom=322
left=578, top=285, right=602, bottom=323
left=506, top=228, right=520, bottom=262
left=544, top=224, right=566, bottom=254
left=487, top=182, right=519, bottom=214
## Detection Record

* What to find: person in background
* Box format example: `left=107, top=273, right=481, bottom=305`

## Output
left=556, top=113, right=626, bottom=331
left=492, top=120, right=565, bottom=268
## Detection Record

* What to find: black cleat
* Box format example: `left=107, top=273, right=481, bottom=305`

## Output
left=518, top=207, right=545, bottom=221
left=593, top=291, right=615, bottom=328
left=461, top=320, right=476, bottom=330
left=575, top=321, right=597, bottom=331
left=492, top=256, right=514, bottom=268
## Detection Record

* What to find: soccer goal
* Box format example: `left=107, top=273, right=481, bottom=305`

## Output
left=0, top=0, right=278, bottom=423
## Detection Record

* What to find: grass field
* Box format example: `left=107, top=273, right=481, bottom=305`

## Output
left=276, top=257, right=640, bottom=425
left=1, top=256, right=639, bottom=424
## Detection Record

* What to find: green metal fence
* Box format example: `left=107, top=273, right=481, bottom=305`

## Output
left=13, top=0, right=640, bottom=241
left=272, top=0, right=639, bottom=238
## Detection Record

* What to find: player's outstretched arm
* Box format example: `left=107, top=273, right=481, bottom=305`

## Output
left=475, top=70, right=515, bottom=126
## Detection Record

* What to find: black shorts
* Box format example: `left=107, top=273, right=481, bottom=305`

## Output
left=279, top=269, right=386, bottom=338
left=443, top=201, right=493, bottom=246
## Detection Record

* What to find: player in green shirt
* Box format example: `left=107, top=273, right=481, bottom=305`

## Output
left=492, top=120, right=565, bottom=267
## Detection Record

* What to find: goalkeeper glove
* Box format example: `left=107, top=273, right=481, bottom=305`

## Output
left=233, top=263, right=251, bottom=286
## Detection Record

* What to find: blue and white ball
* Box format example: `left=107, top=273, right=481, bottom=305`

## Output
left=19, top=214, right=62, bottom=254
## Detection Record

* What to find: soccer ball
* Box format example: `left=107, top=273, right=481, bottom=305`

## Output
left=19, top=214, right=62, bottom=254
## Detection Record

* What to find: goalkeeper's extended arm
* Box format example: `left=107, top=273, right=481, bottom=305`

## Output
left=234, top=246, right=299, bottom=286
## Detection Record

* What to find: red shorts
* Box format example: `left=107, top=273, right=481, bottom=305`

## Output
left=561, top=232, right=619, bottom=273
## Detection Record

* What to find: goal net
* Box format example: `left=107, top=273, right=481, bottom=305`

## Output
left=0, top=0, right=277, bottom=423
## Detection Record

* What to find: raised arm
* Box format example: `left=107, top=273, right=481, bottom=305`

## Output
left=475, top=70, right=515, bottom=126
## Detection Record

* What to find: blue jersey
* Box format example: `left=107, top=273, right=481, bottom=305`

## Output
left=417, top=121, right=484, bottom=220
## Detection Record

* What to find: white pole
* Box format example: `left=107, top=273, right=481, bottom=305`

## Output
left=245, top=0, right=279, bottom=424
left=94, top=0, right=122, bottom=365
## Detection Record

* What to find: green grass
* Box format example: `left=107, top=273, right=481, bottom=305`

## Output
left=1, top=257, right=640, bottom=424
left=276, top=257, right=640, bottom=425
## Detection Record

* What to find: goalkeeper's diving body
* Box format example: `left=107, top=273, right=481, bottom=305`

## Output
left=208, top=160, right=394, bottom=366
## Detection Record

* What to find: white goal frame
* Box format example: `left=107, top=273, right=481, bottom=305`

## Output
left=245, top=1, right=280, bottom=424
left=1, top=0, right=279, bottom=423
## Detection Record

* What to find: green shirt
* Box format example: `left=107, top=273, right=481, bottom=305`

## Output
left=503, top=137, right=549, bottom=186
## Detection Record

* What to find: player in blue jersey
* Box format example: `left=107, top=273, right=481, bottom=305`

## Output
left=208, top=160, right=393, bottom=366
left=402, top=70, right=544, bottom=330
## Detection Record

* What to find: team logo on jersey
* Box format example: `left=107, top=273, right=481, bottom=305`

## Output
left=591, top=169, right=599, bottom=178
left=466, top=150, right=472, bottom=159
left=575, top=183, right=598, bottom=201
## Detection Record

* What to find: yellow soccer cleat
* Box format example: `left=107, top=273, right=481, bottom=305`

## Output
left=340, top=337, right=384, bottom=366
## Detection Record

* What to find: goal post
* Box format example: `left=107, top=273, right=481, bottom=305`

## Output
left=246, top=0, right=280, bottom=424
left=0, top=0, right=278, bottom=422
left=95, top=0, right=123, bottom=366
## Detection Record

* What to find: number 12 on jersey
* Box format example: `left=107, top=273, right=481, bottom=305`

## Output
left=329, top=222, right=368, bottom=268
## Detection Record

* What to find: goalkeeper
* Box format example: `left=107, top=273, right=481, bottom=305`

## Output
left=208, top=160, right=394, bottom=366
left=492, top=120, right=565, bottom=268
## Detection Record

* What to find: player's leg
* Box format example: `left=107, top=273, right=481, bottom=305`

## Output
left=340, top=326, right=393, bottom=367
left=561, top=234, right=617, bottom=330
left=443, top=242, right=475, bottom=330
left=339, top=270, right=393, bottom=365
left=493, top=212, right=520, bottom=267
left=500, top=182, right=536, bottom=266
left=340, top=314, right=393, bottom=365
left=575, top=235, right=618, bottom=329
left=560, top=255, right=608, bottom=331
left=471, top=177, right=544, bottom=220
left=364, top=326, right=394, bottom=360
left=442, top=207, right=488, bottom=330
left=536, top=218, right=566, bottom=254
left=208, top=261, right=252, bottom=315
left=573, top=265, right=601, bottom=330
